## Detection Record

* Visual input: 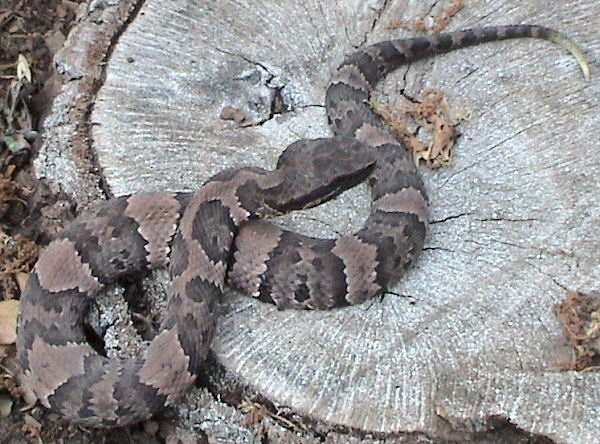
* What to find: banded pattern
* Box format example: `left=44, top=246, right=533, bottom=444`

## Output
left=229, top=25, right=590, bottom=309
left=16, top=139, right=376, bottom=426
left=16, top=24, right=589, bottom=426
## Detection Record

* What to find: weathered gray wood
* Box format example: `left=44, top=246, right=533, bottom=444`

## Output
left=36, top=0, right=599, bottom=441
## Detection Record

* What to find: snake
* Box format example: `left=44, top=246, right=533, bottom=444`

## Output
left=16, top=25, right=589, bottom=427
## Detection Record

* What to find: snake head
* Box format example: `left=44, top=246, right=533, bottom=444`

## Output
left=272, top=137, right=376, bottom=212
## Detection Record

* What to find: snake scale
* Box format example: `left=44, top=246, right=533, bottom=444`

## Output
left=16, top=24, right=589, bottom=426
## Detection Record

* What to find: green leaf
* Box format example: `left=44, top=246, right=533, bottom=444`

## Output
left=3, top=135, right=24, bottom=153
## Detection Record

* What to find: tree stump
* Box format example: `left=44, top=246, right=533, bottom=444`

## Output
left=37, top=0, right=600, bottom=441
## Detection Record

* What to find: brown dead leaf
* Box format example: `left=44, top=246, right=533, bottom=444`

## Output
left=386, top=18, right=404, bottom=30
left=220, top=106, right=246, bottom=123
left=4, top=164, right=16, bottom=178
left=0, top=231, right=39, bottom=300
left=240, top=398, right=269, bottom=426
left=0, top=10, right=13, bottom=28
left=239, top=397, right=306, bottom=433
left=414, top=18, right=428, bottom=33
left=0, top=178, right=20, bottom=218
left=433, top=0, right=463, bottom=33
left=553, top=291, right=600, bottom=370
left=0, top=299, right=20, bottom=345
left=0, top=347, right=36, bottom=408
left=372, top=87, right=464, bottom=169
left=7, top=15, right=23, bottom=34
left=387, top=0, right=462, bottom=34
left=1, top=371, right=21, bottom=400
left=426, top=114, right=458, bottom=168
left=21, top=413, right=42, bottom=438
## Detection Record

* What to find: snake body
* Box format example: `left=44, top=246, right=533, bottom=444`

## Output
left=16, top=25, right=588, bottom=426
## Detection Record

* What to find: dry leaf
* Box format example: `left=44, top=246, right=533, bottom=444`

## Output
left=0, top=10, right=13, bottom=28
left=7, top=16, right=23, bottom=33
left=220, top=106, right=246, bottom=123
left=0, top=299, right=19, bottom=345
left=426, top=114, right=458, bottom=168
left=4, top=164, right=16, bottom=178
left=16, top=272, right=29, bottom=292
left=0, top=232, right=40, bottom=299
left=239, top=398, right=269, bottom=425
left=16, top=54, right=32, bottom=83
left=22, top=413, right=42, bottom=438
left=386, top=18, right=404, bottom=30
left=0, top=392, right=13, bottom=418
left=372, top=88, right=464, bottom=169
left=433, top=0, right=463, bottom=33
left=387, top=0, right=462, bottom=34
left=553, top=291, right=600, bottom=370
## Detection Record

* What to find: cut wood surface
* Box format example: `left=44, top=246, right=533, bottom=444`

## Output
left=36, top=0, right=599, bottom=441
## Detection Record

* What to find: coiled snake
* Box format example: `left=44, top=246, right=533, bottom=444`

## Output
left=16, top=25, right=589, bottom=426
